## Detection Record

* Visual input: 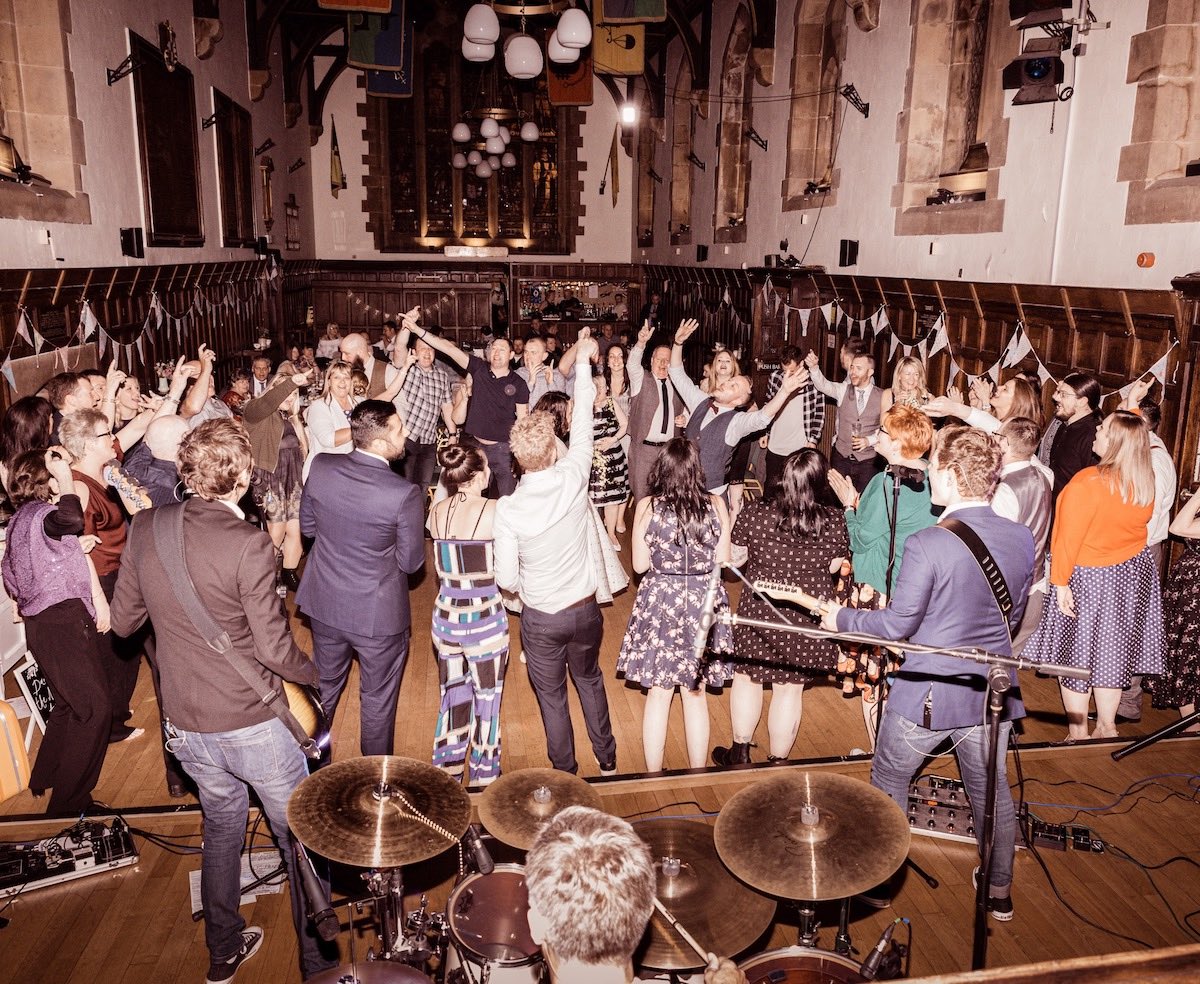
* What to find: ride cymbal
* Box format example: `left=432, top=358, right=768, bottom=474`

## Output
left=287, top=756, right=470, bottom=868
left=637, top=819, right=776, bottom=971
left=714, top=771, right=910, bottom=901
left=477, top=768, right=601, bottom=849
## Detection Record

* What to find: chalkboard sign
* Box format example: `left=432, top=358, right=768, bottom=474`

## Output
left=14, top=654, right=51, bottom=735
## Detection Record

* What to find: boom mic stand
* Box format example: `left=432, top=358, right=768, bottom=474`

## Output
left=1111, top=707, right=1200, bottom=761
left=713, top=601, right=1089, bottom=971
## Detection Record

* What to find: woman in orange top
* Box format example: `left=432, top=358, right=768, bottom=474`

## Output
left=1025, top=411, right=1164, bottom=740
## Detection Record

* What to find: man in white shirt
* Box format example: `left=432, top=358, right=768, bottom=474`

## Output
left=493, top=335, right=617, bottom=775
left=805, top=345, right=883, bottom=492
left=515, top=335, right=569, bottom=409
left=626, top=324, right=684, bottom=502
left=250, top=357, right=272, bottom=398
left=339, top=332, right=405, bottom=402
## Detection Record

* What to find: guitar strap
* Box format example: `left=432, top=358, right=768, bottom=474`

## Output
left=938, top=517, right=1014, bottom=646
left=150, top=501, right=321, bottom=760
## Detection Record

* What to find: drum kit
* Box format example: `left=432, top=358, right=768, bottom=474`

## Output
left=286, top=758, right=913, bottom=984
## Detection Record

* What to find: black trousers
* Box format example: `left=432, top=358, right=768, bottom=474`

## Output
left=97, top=570, right=141, bottom=740
left=830, top=447, right=881, bottom=494
left=24, top=599, right=111, bottom=814
left=402, top=438, right=439, bottom=492
left=521, top=600, right=616, bottom=773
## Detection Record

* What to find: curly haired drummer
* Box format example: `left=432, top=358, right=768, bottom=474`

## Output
left=525, top=806, right=745, bottom=983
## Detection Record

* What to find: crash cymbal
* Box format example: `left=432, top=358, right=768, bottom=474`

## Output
left=477, top=768, right=602, bottom=850
left=714, top=771, right=910, bottom=901
left=288, top=756, right=470, bottom=868
left=636, top=819, right=776, bottom=971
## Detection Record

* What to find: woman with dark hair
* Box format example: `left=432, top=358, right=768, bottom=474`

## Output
left=828, top=403, right=938, bottom=748
left=532, top=390, right=572, bottom=443
left=712, top=449, right=850, bottom=766
left=604, top=343, right=633, bottom=533
left=243, top=367, right=312, bottom=590
left=2, top=449, right=111, bottom=814
left=617, top=437, right=732, bottom=771
left=925, top=374, right=1045, bottom=434
left=427, top=443, right=508, bottom=785
left=0, top=395, right=53, bottom=491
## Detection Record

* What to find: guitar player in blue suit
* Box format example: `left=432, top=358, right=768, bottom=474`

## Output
left=823, top=425, right=1035, bottom=921
left=298, top=400, right=425, bottom=757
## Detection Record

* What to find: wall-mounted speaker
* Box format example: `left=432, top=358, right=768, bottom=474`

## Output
left=696, top=244, right=709, bottom=262
left=839, top=239, right=859, bottom=267
left=254, top=236, right=269, bottom=256
left=119, top=227, right=144, bottom=259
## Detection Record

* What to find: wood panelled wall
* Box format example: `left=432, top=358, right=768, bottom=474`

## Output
left=643, top=264, right=1200, bottom=490
left=0, top=262, right=285, bottom=411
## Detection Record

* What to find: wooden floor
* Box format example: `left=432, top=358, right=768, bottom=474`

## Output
left=2, top=533, right=1199, bottom=982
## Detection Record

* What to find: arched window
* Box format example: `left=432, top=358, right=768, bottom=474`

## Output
left=714, top=5, right=753, bottom=242
left=894, top=0, right=1014, bottom=236
left=669, top=59, right=694, bottom=246
left=782, top=0, right=847, bottom=211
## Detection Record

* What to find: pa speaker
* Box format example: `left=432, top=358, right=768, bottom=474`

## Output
left=254, top=236, right=269, bottom=256
left=696, top=244, right=709, bottom=262
left=839, top=239, right=859, bottom=267
left=119, top=227, right=144, bottom=259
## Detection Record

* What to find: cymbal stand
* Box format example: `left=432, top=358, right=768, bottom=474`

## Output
left=833, top=898, right=853, bottom=956
left=794, top=901, right=820, bottom=948
left=363, top=867, right=406, bottom=960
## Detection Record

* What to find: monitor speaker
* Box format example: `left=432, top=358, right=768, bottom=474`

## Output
left=119, top=227, right=144, bottom=259
left=696, top=244, right=708, bottom=262
left=839, top=239, right=859, bottom=267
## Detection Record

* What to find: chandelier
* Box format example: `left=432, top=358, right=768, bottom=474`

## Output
left=462, top=2, right=592, bottom=80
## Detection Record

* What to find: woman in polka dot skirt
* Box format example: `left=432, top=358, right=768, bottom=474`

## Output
left=1025, top=411, right=1164, bottom=741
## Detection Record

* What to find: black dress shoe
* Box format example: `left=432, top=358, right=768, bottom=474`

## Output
left=711, top=741, right=752, bottom=767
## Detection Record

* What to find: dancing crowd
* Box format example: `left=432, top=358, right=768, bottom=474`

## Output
left=2, top=310, right=1196, bottom=980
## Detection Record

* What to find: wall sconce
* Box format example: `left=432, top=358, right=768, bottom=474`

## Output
left=255, top=138, right=276, bottom=157
left=107, top=23, right=176, bottom=84
left=619, top=103, right=638, bottom=126
left=687, top=152, right=706, bottom=172
left=288, top=158, right=306, bottom=174
left=839, top=83, right=870, bottom=118
left=201, top=111, right=222, bottom=130
left=647, top=167, right=663, bottom=185
left=746, top=126, right=768, bottom=151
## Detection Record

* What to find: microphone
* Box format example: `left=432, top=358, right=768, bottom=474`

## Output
left=859, top=920, right=896, bottom=980
left=692, top=564, right=723, bottom=666
left=294, top=842, right=340, bottom=942
left=464, top=823, right=494, bottom=875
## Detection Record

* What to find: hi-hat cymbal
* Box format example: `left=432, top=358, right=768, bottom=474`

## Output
left=288, top=756, right=470, bottom=868
left=477, top=768, right=602, bottom=849
left=636, top=819, right=776, bottom=971
left=714, top=771, right=910, bottom=901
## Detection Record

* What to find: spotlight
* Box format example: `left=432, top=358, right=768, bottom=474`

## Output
left=619, top=103, right=638, bottom=126
left=1002, top=36, right=1066, bottom=104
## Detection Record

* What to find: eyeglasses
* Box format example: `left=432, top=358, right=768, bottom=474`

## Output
left=93, top=431, right=112, bottom=439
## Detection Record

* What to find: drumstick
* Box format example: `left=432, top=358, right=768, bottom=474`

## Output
left=652, top=897, right=710, bottom=964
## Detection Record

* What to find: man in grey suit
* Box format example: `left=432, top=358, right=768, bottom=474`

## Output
left=297, top=400, right=425, bottom=757
left=823, top=425, right=1035, bottom=921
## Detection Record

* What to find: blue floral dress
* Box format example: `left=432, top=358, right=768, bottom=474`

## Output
left=617, top=499, right=733, bottom=690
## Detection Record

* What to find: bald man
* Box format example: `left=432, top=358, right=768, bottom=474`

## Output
left=338, top=332, right=403, bottom=401
left=123, top=415, right=189, bottom=508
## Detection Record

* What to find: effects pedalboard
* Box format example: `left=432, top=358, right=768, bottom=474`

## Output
left=0, top=817, right=138, bottom=899
left=906, top=776, right=1103, bottom=853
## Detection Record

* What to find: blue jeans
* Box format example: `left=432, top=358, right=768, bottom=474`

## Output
left=168, top=718, right=339, bottom=977
left=871, top=710, right=1017, bottom=890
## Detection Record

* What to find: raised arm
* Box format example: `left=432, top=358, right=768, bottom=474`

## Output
left=401, top=308, right=469, bottom=370
left=803, top=351, right=845, bottom=402
left=564, top=338, right=598, bottom=472
left=180, top=344, right=216, bottom=420
left=627, top=322, right=651, bottom=396
left=668, top=319, right=706, bottom=413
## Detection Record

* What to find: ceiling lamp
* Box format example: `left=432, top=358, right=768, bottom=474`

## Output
left=462, top=38, right=494, bottom=63
left=452, top=152, right=468, bottom=169
left=547, top=32, right=579, bottom=64
left=451, top=122, right=472, bottom=142
left=556, top=7, right=592, bottom=49
left=488, top=155, right=501, bottom=170
left=504, top=32, right=542, bottom=79
left=520, top=121, right=540, bottom=141
left=501, top=151, right=517, bottom=167
left=485, top=135, right=506, bottom=154
left=467, top=150, right=483, bottom=166
left=464, top=4, right=501, bottom=44
left=475, top=160, right=493, bottom=178
left=480, top=117, right=500, bottom=138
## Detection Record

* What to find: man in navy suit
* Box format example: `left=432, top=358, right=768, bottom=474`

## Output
left=298, top=400, right=425, bottom=756
left=823, top=425, right=1035, bottom=920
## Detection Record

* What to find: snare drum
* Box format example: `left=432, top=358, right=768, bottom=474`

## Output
left=444, top=864, right=544, bottom=983
left=307, top=963, right=431, bottom=983
left=738, top=946, right=867, bottom=984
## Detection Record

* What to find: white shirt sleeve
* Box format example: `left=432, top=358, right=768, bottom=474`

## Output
left=492, top=505, right=520, bottom=592
left=990, top=483, right=1020, bottom=522
left=808, top=365, right=847, bottom=403
left=304, top=400, right=338, bottom=453
left=965, top=407, right=1003, bottom=434
left=627, top=344, right=646, bottom=396
left=668, top=363, right=706, bottom=414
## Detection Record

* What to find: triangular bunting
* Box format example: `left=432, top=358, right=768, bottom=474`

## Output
left=901, top=344, right=913, bottom=359
left=820, top=302, right=835, bottom=326
left=888, top=333, right=901, bottom=360
left=97, top=331, right=107, bottom=359
left=1036, top=359, right=1054, bottom=386
left=926, top=325, right=947, bottom=358
left=916, top=338, right=927, bottom=362
left=1002, top=328, right=1033, bottom=368
left=81, top=303, right=99, bottom=341
left=1146, top=346, right=1174, bottom=388
left=722, top=288, right=732, bottom=306
left=32, top=328, right=44, bottom=355
left=0, top=358, right=15, bottom=392
left=16, top=309, right=33, bottom=346
left=798, top=309, right=811, bottom=334
left=135, top=336, right=145, bottom=363
left=947, top=357, right=960, bottom=388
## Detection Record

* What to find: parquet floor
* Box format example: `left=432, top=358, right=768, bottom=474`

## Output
left=2, top=534, right=1199, bottom=983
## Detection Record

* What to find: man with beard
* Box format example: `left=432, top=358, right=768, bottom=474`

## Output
left=1045, top=371, right=1101, bottom=498
left=392, top=324, right=458, bottom=491
left=338, top=330, right=406, bottom=403
left=297, top=401, right=424, bottom=755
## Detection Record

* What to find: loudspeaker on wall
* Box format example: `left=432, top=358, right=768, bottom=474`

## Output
left=119, top=227, right=144, bottom=259
left=839, top=239, right=859, bottom=267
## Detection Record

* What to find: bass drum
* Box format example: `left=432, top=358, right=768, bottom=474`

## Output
left=444, top=864, right=545, bottom=983
left=738, top=947, right=867, bottom=984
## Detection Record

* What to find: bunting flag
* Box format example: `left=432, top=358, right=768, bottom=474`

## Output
left=819, top=302, right=835, bottom=326
left=946, top=357, right=960, bottom=388
left=916, top=338, right=927, bottom=362
left=926, top=322, right=947, bottom=358
left=1, top=359, right=15, bottom=392
left=16, top=309, right=33, bottom=346
left=722, top=287, right=732, bottom=306
left=608, top=125, right=620, bottom=207
left=1146, top=344, right=1175, bottom=388
left=330, top=116, right=347, bottom=198
left=597, top=0, right=668, bottom=22
left=97, top=331, right=107, bottom=359
left=901, top=344, right=913, bottom=359
left=80, top=303, right=99, bottom=340
left=32, top=328, right=44, bottom=355
left=888, top=333, right=901, bottom=361
left=798, top=308, right=810, bottom=333
left=1001, top=326, right=1033, bottom=368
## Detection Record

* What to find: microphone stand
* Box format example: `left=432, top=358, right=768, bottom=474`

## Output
left=1111, top=706, right=1200, bottom=761
left=713, top=609, right=1089, bottom=971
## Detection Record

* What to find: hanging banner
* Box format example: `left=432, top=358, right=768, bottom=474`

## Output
left=591, top=16, right=645, bottom=75
left=547, top=41, right=594, bottom=106
left=609, top=125, right=620, bottom=207
left=1002, top=326, right=1033, bottom=368
left=1146, top=345, right=1175, bottom=388
left=347, top=4, right=408, bottom=70
left=330, top=116, right=347, bottom=198
left=946, top=357, right=960, bottom=388
left=318, top=0, right=394, bottom=12
left=597, top=0, right=668, bottom=22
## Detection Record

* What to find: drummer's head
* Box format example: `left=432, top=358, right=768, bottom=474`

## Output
left=526, top=806, right=655, bottom=970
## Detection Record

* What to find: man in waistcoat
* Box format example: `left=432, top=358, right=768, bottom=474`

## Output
left=806, top=349, right=883, bottom=492
left=991, top=417, right=1052, bottom=654
left=626, top=323, right=685, bottom=502
left=668, top=320, right=811, bottom=495
left=339, top=332, right=403, bottom=401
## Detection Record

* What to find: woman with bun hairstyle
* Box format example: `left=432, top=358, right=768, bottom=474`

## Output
left=426, top=443, right=509, bottom=785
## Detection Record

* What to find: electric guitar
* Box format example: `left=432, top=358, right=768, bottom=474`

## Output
left=282, top=681, right=329, bottom=744
left=751, top=580, right=904, bottom=656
